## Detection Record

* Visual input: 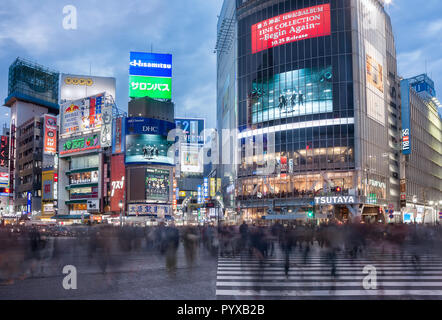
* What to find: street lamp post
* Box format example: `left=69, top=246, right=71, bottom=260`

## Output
left=119, top=200, right=123, bottom=227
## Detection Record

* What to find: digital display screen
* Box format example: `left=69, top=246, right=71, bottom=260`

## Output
left=251, top=66, right=333, bottom=124
left=145, top=168, right=170, bottom=202
left=251, top=4, right=331, bottom=54
left=125, top=134, right=174, bottom=165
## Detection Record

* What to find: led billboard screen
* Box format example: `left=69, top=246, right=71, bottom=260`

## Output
left=129, top=52, right=172, bottom=100
left=129, top=52, right=172, bottom=78
left=251, top=66, right=333, bottom=124
left=125, top=118, right=175, bottom=165
left=145, top=168, right=170, bottom=202
left=0, top=136, right=9, bottom=167
left=251, top=4, right=331, bottom=54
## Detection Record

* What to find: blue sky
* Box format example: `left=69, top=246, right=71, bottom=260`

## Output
left=0, top=0, right=441, bottom=129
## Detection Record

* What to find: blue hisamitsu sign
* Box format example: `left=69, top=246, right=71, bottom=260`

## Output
left=125, top=117, right=175, bottom=137
left=129, top=52, right=172, bottom=78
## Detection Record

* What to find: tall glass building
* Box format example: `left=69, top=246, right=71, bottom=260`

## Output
left=216, top=0, right=401, bottom=223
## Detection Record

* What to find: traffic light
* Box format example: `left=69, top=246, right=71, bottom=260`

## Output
left=335, top=186, right=342, bottom=193
left=307, top=209, right=315, bottom=218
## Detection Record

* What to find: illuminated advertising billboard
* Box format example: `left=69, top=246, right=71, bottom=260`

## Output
left=0, top=136, right=8, bottom=167
left=0, top=172, right=9, bottom=186
left=145, top=168, right=170, bottom=202
left=129, top=52, right=172, bottom=78
left=42, top=171, right=54, bottom=201
left=125, top=118, right=175, bottom=165
left=129, top=75, right=171, bottom=99
left=59, top=133, right=100, bottom=157
left=251, top=66, right=333, bottom=124
left=43, top=114, right=57, bottom=154
left=175, top=118, right=205, bottom=145
left=365, top=41, right=385, bottom=126
left=112, top=117, right=125, bottom=154
left=129, top=52, right=172, bottom=100
left=110, top=154, right=126, bottom=212
left=251, top=4, right=331, bottom=54
left=128, top=204, right=170, bottom=217
left=400, top=79, right=411, bottom=155
left=180, top=145, right=203, bottom=173
left=60, top=92, right=105, bottom=136
left=60, top=74, right=116, bottom=102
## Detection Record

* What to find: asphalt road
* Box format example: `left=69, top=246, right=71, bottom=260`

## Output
left=0, top=238, right=218, bottom=300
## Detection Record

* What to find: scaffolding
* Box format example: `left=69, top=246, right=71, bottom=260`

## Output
left=214, top=17, right=235, bottom=54
left=5, top=57, right=59, bottom=112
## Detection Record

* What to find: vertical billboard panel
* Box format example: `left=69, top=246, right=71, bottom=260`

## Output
left=365, top=41, right=385, bottom=126
left=175, top=118, right=205, bottom=173
left=0, top=136, right=9, bottom=167
left=60, top=74, right=116, bottom=102
left=112, top=117, right=125, bottom=154
left=43, top=115, right=57, bottom=154
left=110, top=154, right=126, bottom=212
left=251, top=4, right=331, bottom=54
left=100, top=104, right=112, bottom=148
left=42, top=171, right=54, bottom=201
left=400, top=79, right=411, bottom=155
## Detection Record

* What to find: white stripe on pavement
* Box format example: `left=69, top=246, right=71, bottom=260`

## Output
left=216, top=281, right=442, bottom=287
left=215, top=289, right=442, bottom=296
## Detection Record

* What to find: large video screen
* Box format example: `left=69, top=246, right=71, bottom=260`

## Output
left=145, top=168, right=170, bottom=202
left=125, top=117, right=175, bottom=165
left=251, top=4, right=331, bottom=54
left=251, top=66, right=333, bottom=124
left=125, top=134, right=174, bottom=165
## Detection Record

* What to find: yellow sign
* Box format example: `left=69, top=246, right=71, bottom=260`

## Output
left=64, top=77, right=94, bottom=86
left=216, top=178, right=222, bottom=193
left=210, top=178, right=216, bottom=197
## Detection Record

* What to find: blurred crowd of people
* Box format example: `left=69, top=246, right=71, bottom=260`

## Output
left=1, top=222, right=442, bottom=285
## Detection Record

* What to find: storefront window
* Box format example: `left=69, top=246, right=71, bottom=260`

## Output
left=69, top=171, right=99, bottom=185
left=70, top=154, right=99, bottom=170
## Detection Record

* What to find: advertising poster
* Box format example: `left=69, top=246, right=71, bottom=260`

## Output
left=0, top=136, right=8, bottom=167
left=42, top=171, right=54, bottom=200
left=0, top=172, right=9, bottom=187
left=125, top=118, right=175, bottom=165
left=175, top=118, right=205, bottom=173
left=61, top=92, right=105, bottom=136
left=145, top=168, right=170, bottom=202
left=251, top=4, right=331, bottom=54
left=60, top=74, right=116, bottom=103
left=110, top=154, right=125, bottom=212
left=251, top=66, right=333, bottom=124
left=365, top=41, right=385, bottom=126
left=43, top=115, right=57, bottom=154
left=210, top=178, right=216, bottom=197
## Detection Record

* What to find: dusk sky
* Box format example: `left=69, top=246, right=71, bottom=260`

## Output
left=0, top=0, right=441, bottom=129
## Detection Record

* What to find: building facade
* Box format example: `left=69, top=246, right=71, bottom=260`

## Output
left=217, top=0, right=401, bottom=223
left=400, top=74, right=442, bottom=224
left=3, top=58, right=60, bottom=217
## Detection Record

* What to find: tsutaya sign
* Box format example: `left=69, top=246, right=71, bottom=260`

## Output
left=315, top=196, right=355, bottom=205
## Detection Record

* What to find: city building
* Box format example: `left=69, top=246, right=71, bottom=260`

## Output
left=57, top=92, right=115, bottom=223
left=216, top=0, right=402, bottom=223
left=3, top=57, right=60, bottom=217
left=400, top=74, right=442, bottom=224
left=124, top=96, right=175, bottom=224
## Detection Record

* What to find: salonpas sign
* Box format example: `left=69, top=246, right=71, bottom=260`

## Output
left=315, top=196, right=356, bottom=205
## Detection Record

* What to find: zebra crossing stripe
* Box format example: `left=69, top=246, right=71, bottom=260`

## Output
left=216, top=289, right=442, bottom=296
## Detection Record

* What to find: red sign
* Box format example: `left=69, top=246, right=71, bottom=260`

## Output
left=110, top=154, right=126, bottom=212
left=251, top=4, right=331, bottom=54
left=43, top=115, right=57, bottom=154
left=0, top=136, right=9, bottom=167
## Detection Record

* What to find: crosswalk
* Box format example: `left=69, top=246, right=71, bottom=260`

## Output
left=216, top=248, right=442, bottom=299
